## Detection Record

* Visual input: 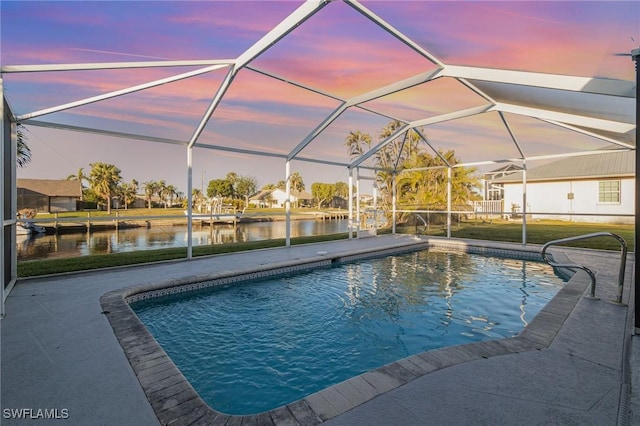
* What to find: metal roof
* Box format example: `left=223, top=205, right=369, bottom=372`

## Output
left=492, top=150, right=635, bottom=183
left=17, top=178, right=82, bottom=197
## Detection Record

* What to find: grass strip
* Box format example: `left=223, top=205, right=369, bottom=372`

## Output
left=399, top=221, right=634, bottom=251
left=17, top=233, right=350, bottom=278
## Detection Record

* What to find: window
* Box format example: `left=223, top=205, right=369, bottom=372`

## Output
left=598, top=180, right=620, bottom=203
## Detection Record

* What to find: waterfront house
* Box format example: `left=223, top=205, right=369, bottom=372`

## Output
left=249, top=188, right=313, bottom=208
left=17, top=178, right=82, bottom=213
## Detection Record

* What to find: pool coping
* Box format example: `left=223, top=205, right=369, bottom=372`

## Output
left=100, top=237, right=587, bottom=425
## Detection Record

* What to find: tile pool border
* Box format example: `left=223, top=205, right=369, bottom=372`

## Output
left=100, top=239, right=587, bottom=425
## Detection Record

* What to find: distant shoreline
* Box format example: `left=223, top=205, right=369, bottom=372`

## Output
left=31, top=211, right=349, bottom=235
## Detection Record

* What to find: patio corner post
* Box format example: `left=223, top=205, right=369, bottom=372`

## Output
left=392, top=173, right=397, bottom=234
left=356, top=168, right=361, bottom=237
left=186, top=146, right=193, bottom=259
left=1, top=83, right=18, bottom=317
left=633, top=47, right=640, bottom=333
left=0, top=78, right=5, bottom=318
left=447, top=166, right=452, bottom=238
left=285, top=160, right=291, bottom=247
left=348, top=168, right=353, bottom=239
left=522, top=159, right=527, bottom=245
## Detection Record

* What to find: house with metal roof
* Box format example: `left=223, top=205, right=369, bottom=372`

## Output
left=491, top=150, right=634, bottom=224
left=17, top=179, right=82, bottom=213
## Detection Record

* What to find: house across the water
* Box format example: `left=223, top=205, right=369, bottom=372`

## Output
left=17, top=179, right=83, bottom=213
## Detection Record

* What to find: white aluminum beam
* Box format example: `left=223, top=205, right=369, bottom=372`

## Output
left=442, top=65, right=636, bottom=97
left=492, top=102, right=635, bottom=134
left=194, top=142, right=286, bottom=159
left=1, top=59, right=235, bottom=73
left=235, top=1, right=331, bottom=69
left=292, top=156, right=351, bottom=168
left=16, top=64, right=229, bottom=121
left=409, top=104, right=493, bottom=128
left=246, top=66, right=344, bottom=102
left=345, top=0, right=445, bottom=68
left=187, top=67, right=236, bottom=149
left=23, top=118, right=354, bottom=164
left=247, top=65, right=407, bottom=124
left=413, top=127, right=451, bottom=167
left=540, top=119, right=636, bottom=149
left=287, top=103, right=348, bottom=160
left=350, top=123, right=410, bottom=168
left=346, top=69, right=443, bottom=107
left=22, top=119, right=188, bottom=146
left=498, top=112, right=526, bottom=159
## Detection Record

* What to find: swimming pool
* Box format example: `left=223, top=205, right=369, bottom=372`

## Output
left=131, top=248, right=566, bottom=415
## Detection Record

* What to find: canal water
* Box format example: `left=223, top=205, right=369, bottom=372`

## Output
left=17, top=219, right=349, bottom=261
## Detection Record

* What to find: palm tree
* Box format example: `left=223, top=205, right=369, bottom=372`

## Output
left=16, top=124, right=32, bottom=168
left=142, top=181, right=159, bottom=209
left=344, top=130, right=372, bottom=160
left=373, top=122, right=421, bottom=215
left=119, top=179, right=139, bottom=210
left=289, top=172, right=305, bottom=208
left=66, top=167, right=90, bottom=200
left=89, top=162, right=122, bottom=214
left=164, top=184, right=177, bottom=208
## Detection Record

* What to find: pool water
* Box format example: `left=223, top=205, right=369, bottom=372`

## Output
left=132, top=250, right=566, bottom=415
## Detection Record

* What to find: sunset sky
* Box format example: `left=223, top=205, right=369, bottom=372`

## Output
left=2, top=1, right=638, bottom=196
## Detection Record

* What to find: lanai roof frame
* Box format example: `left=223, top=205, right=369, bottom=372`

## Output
left=1, top=0, right=638, bottom=318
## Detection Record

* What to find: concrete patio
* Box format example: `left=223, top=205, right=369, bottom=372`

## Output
left=1, top=234, right=638, bottom=425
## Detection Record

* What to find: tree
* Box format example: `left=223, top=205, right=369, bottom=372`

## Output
left=89, top=162, right=122, bottom=214
left=264, top=192, right=275, bottom=208
left=290, top=172, right=305, bottom=193
left=156, top=180, right=167, bottom=208
left=366, top=122, right=420, bottom=216
left=345, top=121, right=479, bottom=224
left=66, top=167, right=90, bottom=201
left=345, top=130, right=372, bottom=160
left=119, top=180, right=139, bottom=210
left=235, top=175, right=258, bottom=209
left=289, top=171, right=305, bottom=208
left=142, top=181, right=159, bottom=209
left=311, top=182, right=335, bottom=208
left=159, top=183, right=177, bottom=208
left=334, top=181, right=349, bottom=199
left=207, top=179, right=233, bottom=198
left=16, top=124, right=32, bottom=168
left=225, top=172, right=239, bottom=198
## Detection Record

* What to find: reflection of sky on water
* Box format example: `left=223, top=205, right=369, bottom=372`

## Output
left=17, top=219, right=349, bottom=260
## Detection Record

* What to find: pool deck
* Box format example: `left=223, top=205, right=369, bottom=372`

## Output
left=1, top=234, right=638, bottom=425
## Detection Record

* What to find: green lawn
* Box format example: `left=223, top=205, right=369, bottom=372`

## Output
left=16, top=233, right=351, bottom=278
left=398, top=219, right=634, bottom=251
left=17, top=220, right=633, bottom=278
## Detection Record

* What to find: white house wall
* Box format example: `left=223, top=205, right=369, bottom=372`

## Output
left=502, top=178, right=634, bottom=224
